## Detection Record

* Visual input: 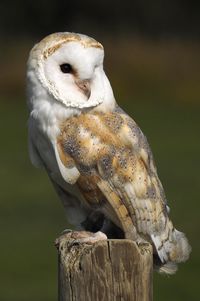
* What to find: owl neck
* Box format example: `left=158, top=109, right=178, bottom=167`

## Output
left=27, top=71, right=81, bottom=141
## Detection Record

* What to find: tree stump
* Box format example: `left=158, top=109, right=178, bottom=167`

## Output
left=55, top=235, right=153, bottom=301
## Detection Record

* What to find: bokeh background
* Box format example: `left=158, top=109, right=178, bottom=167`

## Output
left=1, top=1, right=200, bottom=300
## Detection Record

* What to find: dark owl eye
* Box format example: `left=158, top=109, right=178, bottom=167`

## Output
left=60, top=63, right=73, bottom=73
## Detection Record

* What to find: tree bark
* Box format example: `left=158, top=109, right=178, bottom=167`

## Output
left=55, top=235, right=153, bottom=301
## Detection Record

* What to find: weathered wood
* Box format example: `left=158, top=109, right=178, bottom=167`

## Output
left=56, top=235, right=153, bottom=301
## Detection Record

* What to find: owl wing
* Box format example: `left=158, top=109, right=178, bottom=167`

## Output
left=95, top=112, right=170, bottom=242
left=55, top=111, right=168, bottom=239
left=55, top=111, right=190, bottom=266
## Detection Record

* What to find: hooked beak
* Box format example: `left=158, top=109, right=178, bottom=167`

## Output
left=75, top=79, right=91, bottom=99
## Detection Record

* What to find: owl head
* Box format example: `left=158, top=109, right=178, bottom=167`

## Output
left=27, top=32, right=115, bottom=109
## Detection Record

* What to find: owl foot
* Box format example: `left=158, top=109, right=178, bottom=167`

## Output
left=136, top=238, right=148, bottom=245
left=136, top=239, right=152, bottom=254
left=65, top=230, right=107, bottom=246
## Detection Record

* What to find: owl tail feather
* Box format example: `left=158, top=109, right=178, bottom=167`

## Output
left=153, top=256, right=178, bottom=275
left=151, top=222, right=191, bottom=275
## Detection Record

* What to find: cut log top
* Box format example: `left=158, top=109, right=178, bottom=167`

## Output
left=56, top=235, right=153, bottom=301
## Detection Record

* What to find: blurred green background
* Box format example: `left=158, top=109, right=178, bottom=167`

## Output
left=0, top=1, right=200, bottom=300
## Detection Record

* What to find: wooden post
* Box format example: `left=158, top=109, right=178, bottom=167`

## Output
left=55, top=235, right=153, bottom=301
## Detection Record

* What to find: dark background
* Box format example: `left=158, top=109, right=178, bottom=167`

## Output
left=1, top=1, right=199, bottom=300
left=1, top=0, right=200, bottom=38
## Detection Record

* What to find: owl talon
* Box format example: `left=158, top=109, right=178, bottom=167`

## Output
left=136, top=239, right=152, bottom=254
left=68, top=239, right=81, bottom=248
left=136, top=238, right=149, bottom=247
left=61, top=228, right=73, bottom=235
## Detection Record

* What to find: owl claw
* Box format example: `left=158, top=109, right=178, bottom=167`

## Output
left=136, top=239, right=152, bottom=254
left=61, top=228, right=73, bottom=234
left=66, top=230, right=107, bottom=247
left=136, top=238, right=149, bottom=247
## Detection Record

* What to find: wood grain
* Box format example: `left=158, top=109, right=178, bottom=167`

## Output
left=56, top=235, right=153, bottom=301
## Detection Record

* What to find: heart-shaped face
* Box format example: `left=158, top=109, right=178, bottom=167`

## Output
left=27, top=32, right=111, bottom=109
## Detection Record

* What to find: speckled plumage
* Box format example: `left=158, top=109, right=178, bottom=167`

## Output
left=27, top=32, right=191, bottom=274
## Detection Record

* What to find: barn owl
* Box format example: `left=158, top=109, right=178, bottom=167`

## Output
left=27, top=32, right=191, bottom=274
